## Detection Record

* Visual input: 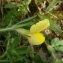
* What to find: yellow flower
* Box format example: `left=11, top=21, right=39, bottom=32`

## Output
left=28, top=19, right=50, bottom=45
left=16, top=19, right=50, bottom=45
left=30, top=19, right=50, bottom=33
left=28, top=33, right=45, bottom=45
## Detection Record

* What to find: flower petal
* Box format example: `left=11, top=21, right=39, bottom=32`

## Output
left=28, top=33, right=45, bottom=45
left=30, top=19, right=50, bottom=33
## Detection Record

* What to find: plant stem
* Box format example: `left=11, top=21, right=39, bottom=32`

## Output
left=0, top=27, right=13, bottom=32
left=52, top=53, right=56, bottom=60
left=0, top=34, right=11, bottom=59
left=45, top=42, right=57, bottom=60
left=29, top=45, right=35, bottom=63
left=0, top=51, right=7, bottom=59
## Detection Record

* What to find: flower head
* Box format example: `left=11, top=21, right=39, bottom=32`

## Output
left=28, top=19, right=50, bottom=45
left=28, top=33, right=45, bottom=45
left=16, top=19, right=50, bottom=45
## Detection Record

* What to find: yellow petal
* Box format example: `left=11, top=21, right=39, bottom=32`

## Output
left=28, top=33, right=45, bottom=45
left=30, top=19, right=50, bottom=33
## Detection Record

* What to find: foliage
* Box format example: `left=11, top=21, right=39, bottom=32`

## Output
left=0, top=0, right=63, bottom=63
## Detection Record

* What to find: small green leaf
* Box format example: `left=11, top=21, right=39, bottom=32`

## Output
left=14, top=21, right=34, bottom=28
left=38, top=14, right=63, bottom=33
left=54, top=59, right=63, bottom=63
left=4, top=3, right=17, bottom=8
left=15, top=15, right=36, bottom=25
left=34, top=54, right=51, bottom=63
left=46, top=0, right=59, bottom=13
left=13, top=15, right=36, bottom=28
left=55, top=46, right=63, bottom=52
left=0, top=60, right=9, bottom=63
left=15, top=46, right=28, bottom=55
left=44, top=61, right=51, bottom=63
left=51, top=38, right=59, bottom=46
left=23, top=0, right=31, bottom=6
left=47, top=45, right=55, bottom=53
left=50, top=20, right=63, bottom=33
left=34, top=54, right=44, bottom=63
left=14, top=59, right=26, bottom=63
left=28, top=45, right=34, bottom=58
left=55, top=40, right=63, bottom=46
left=7, top=37, right=20, bottom=50
left=11, top=37, right=20, bottom=49
left=51, top=38, right=63, bottom=52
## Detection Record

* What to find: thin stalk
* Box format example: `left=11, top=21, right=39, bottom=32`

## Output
left=0, top=51, right=7, bottom=59
left=52, top=53, right=56, bottom=60
left=45, top=42, right=57, bottom=60
left=0, top=34, right=11, bottom=59
left=29, top=44, right=35, bottom=63
left=0, top=27, right=14, bottom=32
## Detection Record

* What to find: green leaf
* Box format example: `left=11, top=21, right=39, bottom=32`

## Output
left=4, top=3, right=17, bottom=8
left=15, top=46, right=28, bottom=55
left=56, top=46, right=63, bottom=52
left=47, top=45, right=55, bottom=53
left=46, top=0, right=59, bottom=13
left=51, top=38, right=63, bottom=53
left=54, top=59, right=63, bottom=63
left=13, top=15, right=36, bottom=28
left=0, top=60, right=9, bottom=63
left=4, top=9, right=18, bottom=26
left=55, top=40, right=63, bottom=46
left=34, top=54, right=51, bottom=63
left=49, top=20, right=63, bottom=33
left=11, top=37, right=20, bottom=49
left=7, top=37, right=20, bottom=50
left=28, top=45, right=34, bottom=58
left=14, top=21, right=34, bottom=28
left=7, top=37, right=20, bottom=58
left=14, top=59, right=27, bottom=63
left=22, top=0, right=31, bottom=6
left=51, top=38, right=60, bottom=46
left=34, top=54, right=44, bottom=63
left=38, top=14, right=63, bottom=33
left=15, top=15, right=36, bottom=25
left=7, top=49, right=26, bottom=62
left=44, top=61, right=51, bottom=63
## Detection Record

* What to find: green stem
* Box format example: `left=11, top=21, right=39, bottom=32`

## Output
left=31, top=45, right=34, bottom=58
left=0, top=35, right=11, bottom=59
left=52, top=53, right=56, bottom=60
left=0, top=59, right=9, bottom=62
left=0, top=27, right=13, bottom=32
left=45, top=42, right=57, bottom=60
left=0, top=41, right=9, bottom=59
left=29, top=44, right=34, bottom=63
left=0, top=51, right=7, bottom=59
